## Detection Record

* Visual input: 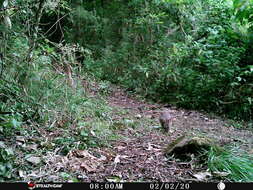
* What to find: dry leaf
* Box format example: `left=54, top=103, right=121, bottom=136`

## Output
left=26, top=156, right=41, bottom=165
left=80, top=163, right=96, bottom=172
left=98, top=154, right=107, bottom=161
left=26, top=144, right=38, bottom=151
left=90, top=130, right=96, bottom=136
left=147, top=143, right=161, bottom=151
left=0, top=141, right=6, bottom=148
left=66, top=149, right=105, bottom=173
left=70, top=150, right=97, bottom=160
left=114, top=155, right=121, bottom=164
left=213, top=171, right=230, bottom=177
left=16, top=136, right=26, bottom=143
left=116, top=146, right=125, bottom=150
left=18, top=170, right=25, bottom=178
left=106, top=176, right=123, bottom=182
left=193, top=172, right=212, bottom=181
left=147, top=143, right=153, bottom=151
left=135, top=114, right=142, bottom=119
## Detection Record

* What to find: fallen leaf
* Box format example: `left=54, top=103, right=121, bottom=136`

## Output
left=90, top=130, right=96, bottom=136
left=193, top=172, right=212, bottom=181
left=116, top=146, right=125, bottom=150
left=26, top=144, right=38, bottom=151
left=70, top=150, right=97, bottom=160
left=114, top=155, right=121, bottom=164
left=16, top=136, right=26, bottom=143
left=18, top=170, right=25, bottom=178
left=213, top=171, right=230, bottom=177
left=80, top=163, right=96, bottom=172
left=66, top=150, right=105, bottom=173
left=26, top=156, right=41, bottom=165
left=6, top=148, right=14, bottom=156
left=147, top=143, right=153, bottom=151
left=98, top=154, right=107, bottom=161
left=147, top=143, right=161, bottom=151
left=41, top=142, right=55, bottom=149
left=150, top=125, right=161, bottom=129
left=0, top=141, right=6, bottom=148
left=135, top=114, right=142, bottom=119
left=146, top=115, right=153, bottom=119
left=106, top=176, right=123, bottom=182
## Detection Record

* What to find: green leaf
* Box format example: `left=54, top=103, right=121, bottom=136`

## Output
left=11, top=118, right=21, bottom=128
left=0, top=0, right=4, bottom=7
left=80, top=130, right=89, bottom=137
left=5, top=148, right=14, bottom=156
left=249, top=65, right=253, bottom=72
left=247, top=97, right=252, bottom=105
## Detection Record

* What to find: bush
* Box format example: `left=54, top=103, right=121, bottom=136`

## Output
left=71, top=0, right=252, bottom=121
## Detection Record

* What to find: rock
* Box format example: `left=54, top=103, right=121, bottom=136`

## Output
left=164, top=135, right=218, bottom=160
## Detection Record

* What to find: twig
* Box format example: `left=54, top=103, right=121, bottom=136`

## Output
left=44, top=13, right=70, bottom=36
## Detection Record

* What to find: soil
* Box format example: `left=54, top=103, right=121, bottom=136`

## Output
left=18, top=85, right=253, bottom=182
left=67, top=86, right=253, bottom=182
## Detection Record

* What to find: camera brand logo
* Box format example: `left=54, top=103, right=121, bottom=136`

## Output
left=28, top=182, right=36, bottom=190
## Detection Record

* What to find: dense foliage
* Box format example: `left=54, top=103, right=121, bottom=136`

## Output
left=0, top=0, right=252, bottom=182
left=0, top=0, right=117, bottom=180
left=62, top=0, right=252, bottom=121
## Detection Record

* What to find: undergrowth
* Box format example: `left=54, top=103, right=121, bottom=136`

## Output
left=0, top=37, right=122, bottom=181
left=69, top=0, right=253, bottom=121
left=0, top=0, right=252, bottom=182
left=207, top=146, right=253, bottom=182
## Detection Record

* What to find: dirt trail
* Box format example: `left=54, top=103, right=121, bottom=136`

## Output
left=80, top=87, right=252, bottom=182
left=39, top=86, right=252, bottom=182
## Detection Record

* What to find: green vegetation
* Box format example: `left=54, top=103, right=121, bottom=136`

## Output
left=0, top=0, right=252, bottom=182
left=207, top=146, right=253, bottom=182
left=0, top=36, right=121, bottom=180
left=65, top=0, right=253, bottom=120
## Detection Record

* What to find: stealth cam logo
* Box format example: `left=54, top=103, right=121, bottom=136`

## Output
left=28, top=182, right=36, bottom=190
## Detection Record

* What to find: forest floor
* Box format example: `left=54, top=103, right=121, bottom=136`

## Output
left=14, top=81, right=253, bottom=182
left=48, top=84, right=252, bottom=182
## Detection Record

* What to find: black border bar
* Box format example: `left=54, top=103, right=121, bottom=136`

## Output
left=0, top=182, right=252, bottom=190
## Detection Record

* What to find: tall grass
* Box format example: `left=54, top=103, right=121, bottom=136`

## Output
left=207, top=146, right=253, bottom=182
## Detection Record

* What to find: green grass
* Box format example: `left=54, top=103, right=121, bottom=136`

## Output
left=207, top=146, right=253, bottom=182
left=0, top=38, right=127, bottom=180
